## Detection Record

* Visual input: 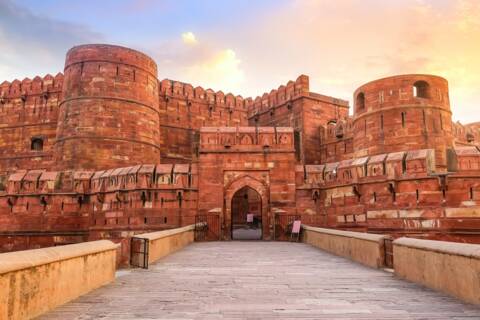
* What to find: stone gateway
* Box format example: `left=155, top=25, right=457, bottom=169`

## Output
left=1, top=44, right=480, bottom=264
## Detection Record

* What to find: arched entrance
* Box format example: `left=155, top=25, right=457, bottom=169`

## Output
left=231, top=186, right=262, bottom=240
left=224, top=175, right=270, bottom=240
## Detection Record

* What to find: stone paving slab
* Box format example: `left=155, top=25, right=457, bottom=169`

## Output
left=41, top=242, right=480, bottom=319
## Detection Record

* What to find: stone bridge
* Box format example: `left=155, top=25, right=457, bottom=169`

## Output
left=1, top=225, right=479, bottom=319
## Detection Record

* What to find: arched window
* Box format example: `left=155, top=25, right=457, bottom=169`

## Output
left=356, top=92, right=365, bottom=111
left=413, top=81, right=430, bottom=98
left=31, top=138, right=43, bottom=151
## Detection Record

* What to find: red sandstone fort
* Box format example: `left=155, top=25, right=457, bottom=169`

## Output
left=1, top=44, right=480, bottom=264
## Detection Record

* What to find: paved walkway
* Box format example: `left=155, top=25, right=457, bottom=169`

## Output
left=42, top=242, right=480, bottom=319
left=232, top=225, right=262, bottom=240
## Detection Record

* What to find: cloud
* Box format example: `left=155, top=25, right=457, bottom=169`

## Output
left=184, top=49, right=245, bottom=92
left=182, top=32, right=198, bottom=45
left=0, top=0, right=103, bottom=81
left=207, top=0, right=480, bottom=123
left=149, top=33, right=245, bottom=93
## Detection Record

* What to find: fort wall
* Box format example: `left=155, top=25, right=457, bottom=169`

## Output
left=295, top=146, right=480, bottom=243
left=0, top=74, right=63, bottom=173
left=0, top=43, right=480, bottom=256
left=0, top=163, right=198, bottom=265
left=247, top=75, right=350, bottom=164
left=158, top=79, right=249, bottom=162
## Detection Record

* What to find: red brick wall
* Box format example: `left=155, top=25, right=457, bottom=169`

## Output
left=197, top=127, right=297, bottom=239
left=247, top=75, right=350, bottom=164
left=295, top=147, right=480, bottom=243
left=0, top=163, right=198, bottom=265
left=0, top=74, right=63, bottom=173
left=158, top=79, right=249, bottom=163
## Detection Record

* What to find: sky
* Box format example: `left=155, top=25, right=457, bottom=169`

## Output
left=0, top=0, right=479, bottom=123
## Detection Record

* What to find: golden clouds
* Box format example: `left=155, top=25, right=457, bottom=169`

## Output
left=184, top=48, right=245, bottom=93
left=182, top=32, right=197, bottom=45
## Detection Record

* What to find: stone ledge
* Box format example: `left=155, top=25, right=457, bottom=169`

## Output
left=393, top=237, right=480, bottom=259
left=393, top=237, right=480, bottom=304
left=133, top=224, right=195, bottom=241
left=132, top=225, right=196, bottom=267
left=301, top=225, right=388, bottom=268
left=0, top=240, right=118, bottom=275
left=302, top=225, right=389, bottom=243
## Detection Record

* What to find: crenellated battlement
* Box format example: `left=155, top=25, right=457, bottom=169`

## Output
left=297, top=147, right=480, bottom=188
left=159, top=79, right=251, bottom=112
left=0, top=73, right=63, bottom=100
left=247, top=75, right=310, bottom=118
left=453, top=121, right=480, bottom=147
left=247, top=75, right=349, bottom=119
left=0, top=163, right=199, bottom=197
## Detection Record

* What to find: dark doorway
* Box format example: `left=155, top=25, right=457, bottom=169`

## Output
left=231, top=186, right=262, bottom=240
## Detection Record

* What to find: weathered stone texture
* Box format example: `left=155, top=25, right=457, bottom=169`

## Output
left=55, top=44, right=161, bottom=170
left=1, top=43, right=480, bottom=262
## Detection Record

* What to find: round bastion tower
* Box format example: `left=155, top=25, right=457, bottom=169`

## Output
left=55, top=44, right=161, bottom=170
left=352, top=74, right=454, bottom=170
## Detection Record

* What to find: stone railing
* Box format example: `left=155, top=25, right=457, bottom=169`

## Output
left=302, top=225, right=389, bottom=268
left=393, top=238, right=480, bottom=304
left=131, top=224, right=195, bottom=268
left=0, top=240, right=118, bottom=320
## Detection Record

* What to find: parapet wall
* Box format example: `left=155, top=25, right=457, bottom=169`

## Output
left=302, top=225, right=389, bottom=268
left=393, top=237, right=480, bottom=304
left=0, top=240, right=117, bottom=320
left=131, top=224, right=195, bottom=267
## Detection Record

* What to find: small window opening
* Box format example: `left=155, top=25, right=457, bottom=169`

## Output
left=413, top=81, right=430, bottom=98
left=294, top=131, right=301, bottom=161
left=401, top=112, right=406, bottom=128
left=470, top=187, right=474, bottom=200
left=356, top=92, right=365, bottom=110
left=31, top=138, right=43, bottom=151
left=141, top=192, right=147, bottom=207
